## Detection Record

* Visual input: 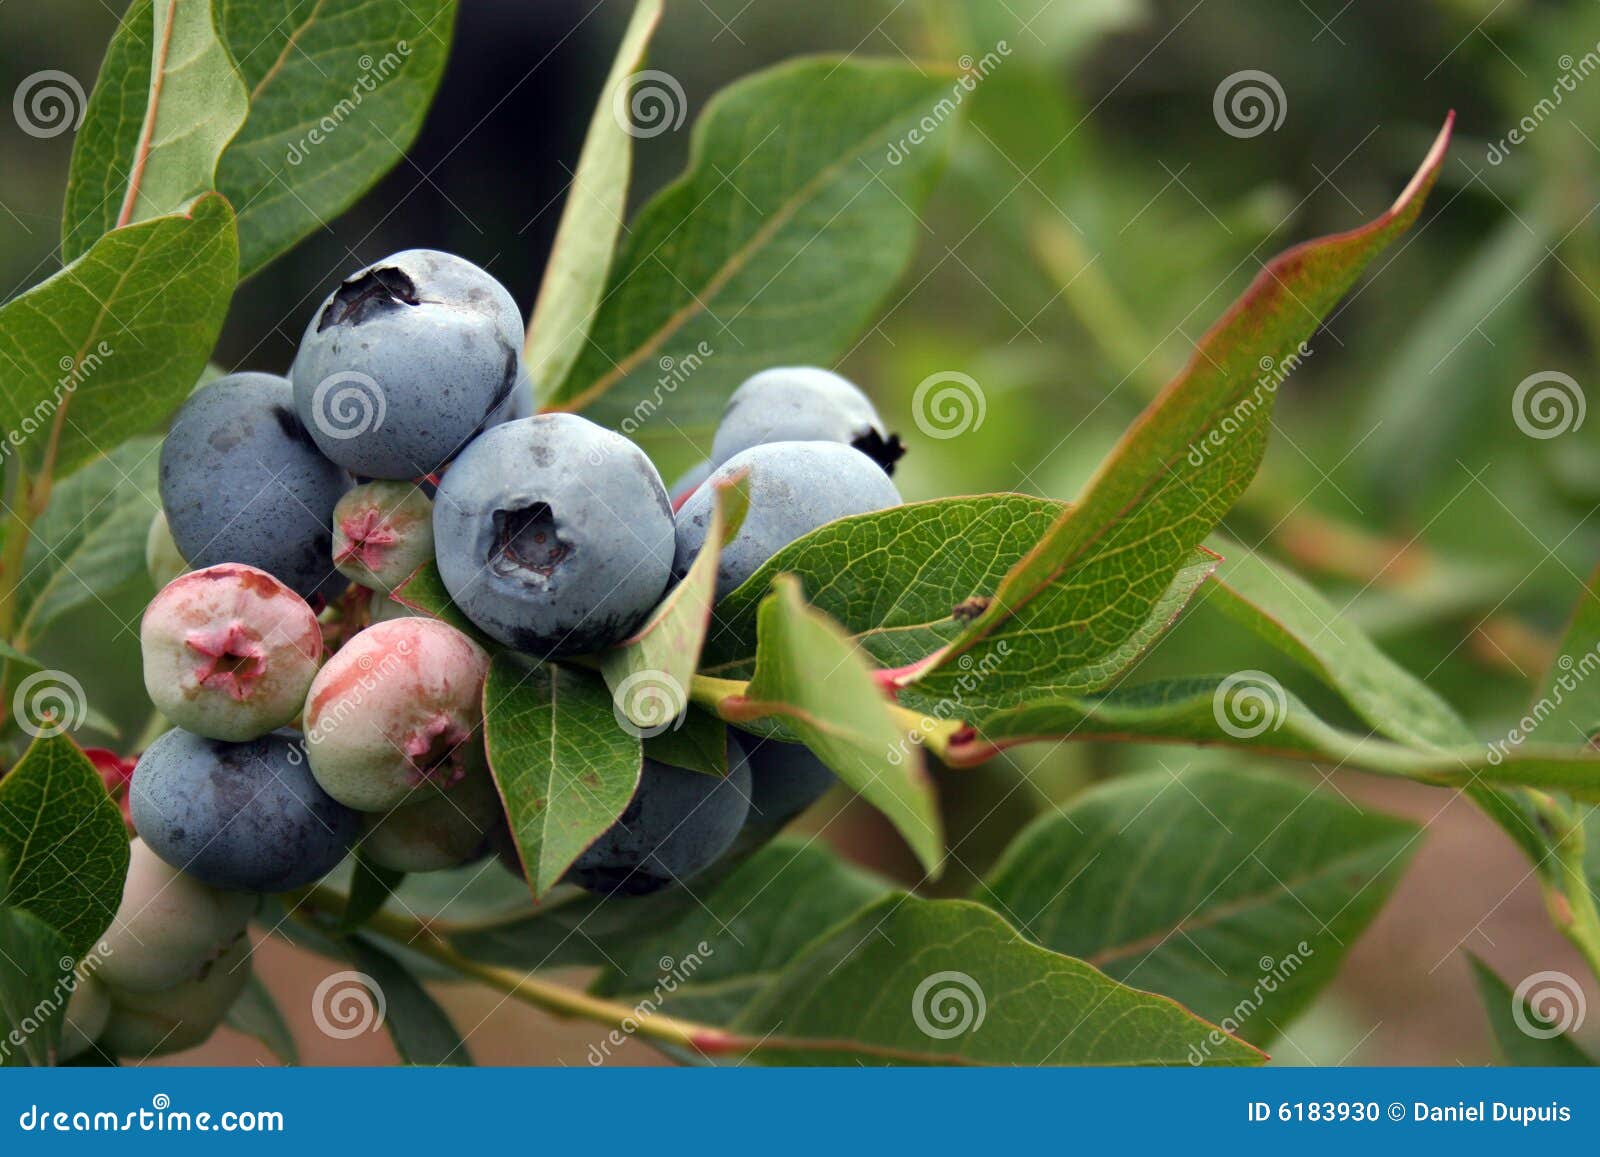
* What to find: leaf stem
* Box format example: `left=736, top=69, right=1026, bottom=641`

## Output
left=1528, top=792, right=1600, bottom=984
left=295, top=887, right=748, bottom=1058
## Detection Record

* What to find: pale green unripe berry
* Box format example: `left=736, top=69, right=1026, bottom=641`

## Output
left=94, top=839, right=256, bottom=994
left=100, top=935, right=251, bottom=1058
left=360, top=764, right=504, bottom=872
left=331, top=481, right=436, bottom=592
left=58, top=971, right=111, bottom=1061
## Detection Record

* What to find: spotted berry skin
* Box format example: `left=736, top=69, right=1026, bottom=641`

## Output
left=94, top=838, right=256, bottom=995
left=433, top=414, right=675, bottom=656
left=710, top=367, right=903, bottom=473
left=132, top=729, right=361, bottom=893
left=674, top=441, right=902, bottom=600
left=291, top=250, right=522, bottom=479
left=100, top=934, right=252, bottom=1058
left=566, top=749, right=752, bottom=896
left=160, top=372, right=350, bottom=603
left=331, top=481, right=435, bottom=592
left=141, top=564, right=322, bottom=742
left=303, top=618, right=490, bottom=812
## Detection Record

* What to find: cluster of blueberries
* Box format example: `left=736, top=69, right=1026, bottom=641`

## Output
left=82, top=250, right=906, bottom=1056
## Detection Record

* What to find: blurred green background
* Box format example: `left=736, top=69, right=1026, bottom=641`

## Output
left=6, top=0, right=1600, bottom=1064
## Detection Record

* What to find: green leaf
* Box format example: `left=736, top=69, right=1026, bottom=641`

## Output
left=0, top=195, right=237, bottom=480
left=733, top=896, right=1263, bottom=1065
left=0, top=735, right=129, bottom=958
left=525, top=0, right=662, bottom=399
left=340, top=853, right=403, bottom=933
left=346, top=936, right=471, bottom=1065
left=946, top=675, right=1600, bottom=797
left=66, top=0, right=456, bottom=277
left=546, top=58, right=954, bottom=441
left=905, top=118, right=1454, bottom=708
left=15, top=438, right=161, bottom=650
left=1468, top=955, right=1594, bottom=1066
left=0, top=641, right=41, bottom=676
left=0, top=905, right=70, bottom=1067
left=62, top=0, right=248, bottom=255
left=642, top=705, right=727, bottom=777
left=215, top=0, right=457, bottom=277
left=390, top=562, right=494, bottom=646
left=952, top=0, right=1148, bottom=65
left=602, top=478, right=746, bottom=733
left=225, top=973, right=299, bottom=1064
left=591, top=837, right=893, bottom=1024
left=980, top=766, right=1418, bottom=1045
left=726, top=576, right=942, bottom=875
left=484, top=655, right=641, bottom=898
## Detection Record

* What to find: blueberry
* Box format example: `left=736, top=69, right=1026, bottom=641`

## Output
left=331, top=480, right=435, bottom=592
left=93, top=838, right=256, bottom=994
left=131, top=729, right=361, bottom=893
left=141, top=563, right=323, bottom=742
left=711, top=367, right=904, bottom=473
left=291, top=250, right=522, bottom=479
left=674, top=441, right=901, bottom=600
left=566, top=750, right=752, bottom=896
left=303, top=618, right=489, bottom=812
left=433, top=414, right=675, bottom=656
left=160, top=372, right=350, bottom=603
left=359, top=764, right=503, bottom=873
left=735, top=733, right=837, bottom=830
left=99, top=934, right=252, bottom=1058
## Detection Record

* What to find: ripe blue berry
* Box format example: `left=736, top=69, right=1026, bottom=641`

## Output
left=160, top=372, right=350, bottom=603
left=132, top=729, right=361, bottom=893
left=292, top=250, right=522, bottom=479
left=433, top=414, right=675, bottom=655
left=711, top=366, right=903, bottom=473
left=567, top=751, right=752, bottom=896
left=674, top=441, right=901, bottom=600
left=735, top=734, right=837, bottom=830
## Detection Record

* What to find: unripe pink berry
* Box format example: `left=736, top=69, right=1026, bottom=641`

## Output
left=331, top=481, right=434, bottom=592
left=303, top=618, right=489, bottom=811
left=141, top=563, right=322, bottom=742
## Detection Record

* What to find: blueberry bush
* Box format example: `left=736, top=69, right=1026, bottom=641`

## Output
left=2, top=0, right=1599, bottom=1067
